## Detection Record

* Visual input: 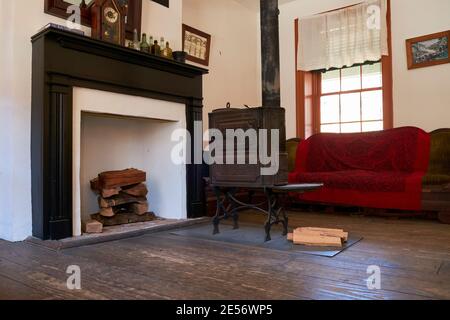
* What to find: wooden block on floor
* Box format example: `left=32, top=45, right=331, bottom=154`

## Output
left=297, top=227, right=348, bottom=242
left=293, top=229, right=343, bottom=247
left=301, top=227, right=344, bottom=233
left=82, top=220, right=103, bottom=234
left=287, top=233, right=294, bottom=241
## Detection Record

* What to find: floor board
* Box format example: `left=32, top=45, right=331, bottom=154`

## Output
left=0, top=211, right=449, bottom=300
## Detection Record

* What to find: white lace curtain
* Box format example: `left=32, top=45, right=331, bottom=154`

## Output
left=297, top=0, right=388, bottom=71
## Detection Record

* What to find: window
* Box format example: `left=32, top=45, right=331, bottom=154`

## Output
left=295, top=0, right=393, bottom=138
left=319, top=62, right=384, bottom=133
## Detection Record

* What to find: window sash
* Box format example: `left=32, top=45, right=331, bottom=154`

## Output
left=319, top=63, right=384, bottom=133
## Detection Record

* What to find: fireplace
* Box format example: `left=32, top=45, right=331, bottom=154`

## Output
left=31, top=27, right=208, bottom=240
left=73, top=88, right=188, bottom=236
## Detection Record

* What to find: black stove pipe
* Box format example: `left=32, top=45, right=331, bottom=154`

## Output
left=260, top=0, right=281, bottom=108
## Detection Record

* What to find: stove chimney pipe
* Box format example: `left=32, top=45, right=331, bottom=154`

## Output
left=260, top=0, right=281, bottom=108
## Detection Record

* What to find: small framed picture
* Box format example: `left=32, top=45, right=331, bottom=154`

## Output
left=406, top=31, right=449, bottom=70
left=182, top=24, right=211, bottom=66
left=152, top=0, right=169, bottom=7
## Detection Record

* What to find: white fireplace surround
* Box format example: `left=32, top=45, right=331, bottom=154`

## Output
left=73, top=87, right=187, bottom=236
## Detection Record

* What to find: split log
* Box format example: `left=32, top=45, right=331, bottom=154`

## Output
left=90, top=178, right=100, bottom=191
left=91, top=212, right=156, bottom=227
left=100, top=207, right=115, bottom=218
left=98, top=168, right=146, bottom=189
left=82, top=220, right=103, bottom=234
left=90, top=178, right=122, bottom=198
left=101, top=187, right=122, bottom=198
left=122, top=183, right=148, bottom=197
left=98, top=193, right=147, bottom=208
left=293, top=229, right=343, bottom=247
left=130, top=202, right=149, bottom=216
left=287, top=233, right=294, bottom=241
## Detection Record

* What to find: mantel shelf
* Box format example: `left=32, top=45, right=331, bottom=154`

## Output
left=32, top=26, right=208, bottom=78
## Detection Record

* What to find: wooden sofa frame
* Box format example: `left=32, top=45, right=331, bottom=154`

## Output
left=287, top=128, right=450, bottom=224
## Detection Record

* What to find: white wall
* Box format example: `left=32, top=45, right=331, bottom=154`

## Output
left=142, top=0, right=183, bottom=51
left=183, top=0, right=261, bottom=133
left=0, top=0, right=183, bottom=241
left=0, top=0, right=14, bottom=240
left=391, top=0, right=450, bottom=131
left=278, top=0, right=450, bottom=138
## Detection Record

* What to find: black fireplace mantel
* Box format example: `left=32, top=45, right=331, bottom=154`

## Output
left=31, top=27, right=208, bottom=240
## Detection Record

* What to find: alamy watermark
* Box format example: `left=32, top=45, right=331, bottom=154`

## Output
left=366, top=265, right=381, bottom=290
left=171, top=122, right=281, bottom=176
left=367, top=4, right=381, bottom=30
left=66, top=5, right=82, bottom=30
left=66, top=265, right=81, bottom=290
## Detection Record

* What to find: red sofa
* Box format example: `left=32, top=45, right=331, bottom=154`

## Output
left=288, top=127, right=431, bottom=211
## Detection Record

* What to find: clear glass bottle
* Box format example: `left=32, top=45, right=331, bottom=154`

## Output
left=149, top=36, right=154, bottom=53
left=162, top=41, right=173, bottom=59
left=140, top=33, right=150, bottom=53
left=133, top=29, right=140, bottom=51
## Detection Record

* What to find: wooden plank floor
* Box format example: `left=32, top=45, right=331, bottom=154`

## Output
left=1, top=211, right=449, bottom=300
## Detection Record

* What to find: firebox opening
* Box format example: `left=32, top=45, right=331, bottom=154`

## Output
left=73, top=87, right=188, bottom=237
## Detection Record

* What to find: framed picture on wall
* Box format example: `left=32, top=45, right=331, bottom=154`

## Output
left=152, top=0, right=169, bottom=7
left=406, top=30, right=450, bottom=70
left=182, top=24, right=211, bottom=66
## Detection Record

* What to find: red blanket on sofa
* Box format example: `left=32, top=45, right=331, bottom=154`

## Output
left=288, top=127, right=431, bottom=211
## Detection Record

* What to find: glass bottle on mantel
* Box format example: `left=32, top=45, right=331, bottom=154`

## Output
left=133, top=29, right=140, bottom=51
left=148, top=35, right=154, bottom=53
left=152, top=40, right=161, bottom=56
left=140, top=33, right=150, bottom=53
left=162, top=42, right=173, bottom=59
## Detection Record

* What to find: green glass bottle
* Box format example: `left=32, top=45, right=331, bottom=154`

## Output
left=140, top=33, right=150, bottom=53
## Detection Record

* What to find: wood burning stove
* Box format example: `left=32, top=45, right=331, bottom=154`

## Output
left=209, top=0, right=288, bottom=188
left=209, top=0, right=292, bottom=241
left=209, top=107, right=288, bottom=187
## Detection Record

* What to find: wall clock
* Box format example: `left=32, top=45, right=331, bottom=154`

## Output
left=91, top=0, right=127, bottom=45
left=44, top=0, right=142, bottom=41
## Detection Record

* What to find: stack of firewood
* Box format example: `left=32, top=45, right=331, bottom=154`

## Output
left=84, top=169, right=156, bottom=233
left=287, top=227, right=348, bottom=248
